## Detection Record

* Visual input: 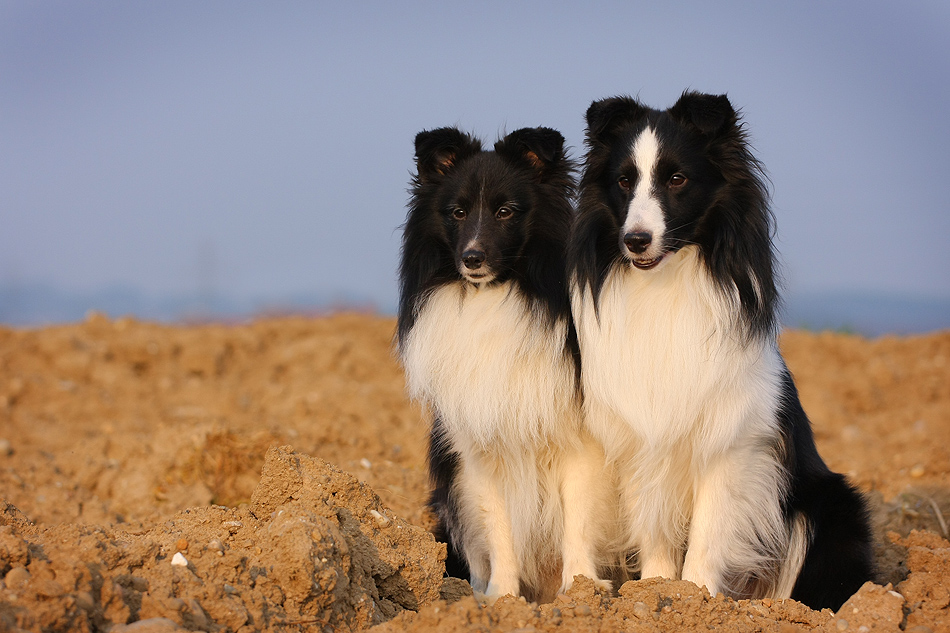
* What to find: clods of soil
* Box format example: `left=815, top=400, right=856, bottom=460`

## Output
left=0, top=314, right=947, bottom=631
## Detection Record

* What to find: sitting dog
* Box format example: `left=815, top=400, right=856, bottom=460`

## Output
left=398, top=126, right=613, bottom=602
left=568, top=91, right=874, bottom=609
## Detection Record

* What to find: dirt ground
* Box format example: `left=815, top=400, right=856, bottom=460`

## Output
left=0, top=312, right=947, bottom=632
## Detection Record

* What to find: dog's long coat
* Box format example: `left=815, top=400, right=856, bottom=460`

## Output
left=398, top=127, right=612, bottom=602
left=569, top=92, right=874, bottom=610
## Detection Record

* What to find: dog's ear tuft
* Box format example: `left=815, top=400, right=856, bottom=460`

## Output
left=414, top=128, right=482, bottom=181
left=669, top=91, right=736, bottom=135
left=494, top=127, right=565, bottom=177
left=585, top=96, right=648, bottom=142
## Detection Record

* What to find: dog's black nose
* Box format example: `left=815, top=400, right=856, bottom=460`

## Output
left=623, top=231, right=653, bottom=254
left=462, top=250, right=486, bottom=270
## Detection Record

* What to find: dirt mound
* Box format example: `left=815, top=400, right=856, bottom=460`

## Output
left=0, top=446, right=448, bottom=632
left=0, top=314, right=948, bottom=631
left=377, top=530, right=950, bottom=632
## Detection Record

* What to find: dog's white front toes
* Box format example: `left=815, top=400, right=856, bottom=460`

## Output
left=558, top=574, right=576, bottom=595
left=559, top=574, right=613, bottom=596
left=592, top=577, right=613, bottom=593
left=473, top=590, right=511, bottom=606
left=483, top=566, right=519, bottom=600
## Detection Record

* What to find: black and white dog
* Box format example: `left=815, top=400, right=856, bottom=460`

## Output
left=568, top=92, right=873, bottom=610
left=398, top=127, right=612, bottom=602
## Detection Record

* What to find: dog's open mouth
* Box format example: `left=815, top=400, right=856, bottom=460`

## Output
left=463, top=271, right=496, bottom=283
left=630, top=254, right=665, bottom=270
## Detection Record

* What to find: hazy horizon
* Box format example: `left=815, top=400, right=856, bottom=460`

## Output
left=1, top=279, right=947, bottom=338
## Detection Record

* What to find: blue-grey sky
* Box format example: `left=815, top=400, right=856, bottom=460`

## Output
left=2, top=1, right=948, bottom=317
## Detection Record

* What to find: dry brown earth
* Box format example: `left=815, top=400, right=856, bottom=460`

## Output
left=0, top=313, right=947, bottom=632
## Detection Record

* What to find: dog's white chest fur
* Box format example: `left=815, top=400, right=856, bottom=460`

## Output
left=402, top=282, right=577, bottom=450
left=573, top=247, right=791, bottom=595
left=574, top=248, right=782, bottom=453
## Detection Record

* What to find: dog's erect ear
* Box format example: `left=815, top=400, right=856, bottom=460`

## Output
left=414, top=128, right=482, bottom=181
left=669, top=91, right=736, bottom=135
left=585, top=96, right=649, bottom=142
left=494, top=127, right=565, bottom=177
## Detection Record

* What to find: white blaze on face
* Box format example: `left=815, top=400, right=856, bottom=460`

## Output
left=622, top=127, right=665, bottom=257
left=462, top=211, right=484, bottom=255
left=465, top=196, right=487, bottom=252
left=460, top=205, right=495, bottom=283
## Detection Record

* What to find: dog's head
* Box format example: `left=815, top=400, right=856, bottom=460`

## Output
left=412, top=126, right=568, bottom=284
left=574, top=91, right=777, bottom=338
left=581, top=91, right=740, bottom=270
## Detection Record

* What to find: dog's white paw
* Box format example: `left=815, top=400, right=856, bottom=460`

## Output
left=558, top=574, right=613, bottom=596
left=473, top=590, right=514, bottom=606
left=592, top=577, right=613, bottom=593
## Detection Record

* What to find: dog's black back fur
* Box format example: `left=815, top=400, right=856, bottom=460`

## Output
left=777, top=368, right=875, bottom=609
left=399, top=126, right=578, bottom=582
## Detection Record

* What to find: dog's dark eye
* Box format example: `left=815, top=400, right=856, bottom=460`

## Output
left=669, top=173, right=687, bottom=188
left=451, top=207, right=466, bottom=220
left=495, top=206, right=513, bottom=220
left=617, top=176, right=631, bottom=191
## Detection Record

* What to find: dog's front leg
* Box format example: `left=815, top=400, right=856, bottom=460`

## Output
left=620, top=464, right=682, bottom=582
left=559, top=436, right=613, bottom=594
left=481, top=485, right=520, bottom=598
left=463, top=455, right=520, bottom=600
left=638, top=534, right=682, bottom=582
left=681, top=442, right=787, bottom=598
